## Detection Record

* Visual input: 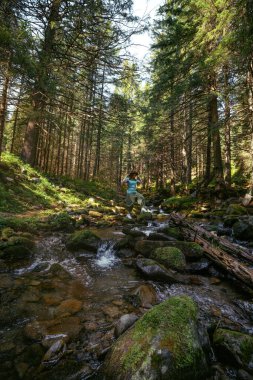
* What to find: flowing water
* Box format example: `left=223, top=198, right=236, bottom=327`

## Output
left=0, top=219, right=253, bottom=379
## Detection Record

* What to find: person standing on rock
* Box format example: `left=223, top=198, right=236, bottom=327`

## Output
left=121, top=171, right=147, bottom=219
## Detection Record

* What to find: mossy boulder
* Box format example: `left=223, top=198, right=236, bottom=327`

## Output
left=136, top=257, right=188, bottom=284
left=223, top=216, right=238, bottom=228
left=136, top=212, right=153, bottom=223
left=103, top=295, right=209, bottom=380
left=66, top=230, right=101, bottom=252
left=213, top=328, right=253, bottom=373
left=150, top=247, right=186, bottom=271
left=158, top=226, right=184, bottom=240
left=135, top=240, right=175, bottom=257
left=226, top=204, right=247, bottom=216
left=1, top=227, right=15, bottom=239
left=232, top=219, right=253, bottom=241
left=135, top=240, right=203, bottom=261
left=0, top=236, right=35, bottom=260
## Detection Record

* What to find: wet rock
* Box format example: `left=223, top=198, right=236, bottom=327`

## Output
left=66, top=229, right=101, bottom=251
left=84, top=321, right=98, bottom=331
left=187, top=259, right=211, bottom=274
left=116, top=248, right=136, bottom=258
left=114, top=236, right=131, bottom=250
left=0, top=273, right=12, bottom=288
left=48, top=263, right=72, bottom=280
left=0, top=236, right=35, bottom=261
left=24, top=316, right=82, bottom=342
left=135, top=240, right=176, bottom=257
left=213, top=328, right=253, bottom=373
left=217, top=226, right=232, bottom=237
left=223, top=216, right=238, bottom=227
left=15, top=361, right=29, bottom=378
left=147, top=232, right=175, bottom=241
left=226, top=204, right=247, bottom=216
left=132, top=283, right=157, bottom=308
left=103, top=295, right=209, bottom=380
left=24, top=321, right=47, bottom=341
left=157, top=226, right=184, bottom=240
left=136, top=212, right=153, bottom=223
left=233, top=219, right=253, bottom=241
left=235, top=301, right=253, bottom=322
left=114, top=313, right=138, bottom=338
left=102, top=305, right=120, bottom=320
left=41, top=339, right=66, bottom=365
left=55, top=299, right=82, bottom=316
left=43, top=294, right=63, bottom=306
left=41, top=333, right=68, bottom=348
left=122, top=227, right=146, bottom=238
left=150, top=246, right=186, bottom=271
left=136, top=257, right=189, bottom=284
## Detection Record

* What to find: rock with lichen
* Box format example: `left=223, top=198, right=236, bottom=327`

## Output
left=213, top=328, right=253, bottom=373
left=66, top=230, right=101, bottom=251
left=103, top=295, right=209, bottom=380
left=150, top=246, right=186, bottom=271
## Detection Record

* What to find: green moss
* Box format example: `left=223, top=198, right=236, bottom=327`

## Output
left=162, top=227, right=184, bottom=240
left=121, top=296, right=200, bottom=373
left=1, top=227, right=15, bottom=239
left=66, top=229, right=100, bottom=251
left=213, top=328, right=253, bottom=365
left=226, top=203, right=247, bottom=216
left=151, top=247, right=186, bottom=271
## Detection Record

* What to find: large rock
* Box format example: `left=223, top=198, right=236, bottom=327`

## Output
left=114, top=314, right=138, bottom=338
left=135, top=240, right=203, bottom=261
left=158, top=226, right=184, bottom=240
left=136, top=257, right=188, bottom=284
left=66, top=230, right=101, bottom=251
left=233, top=219, right=253, bottom=241
left=131, top=283, right=157, bottom=308
left=0, top=236, right=35, bottom=260
left=103, top=295, right=209, bottom=380
left=150, top=247, right=186, bottom=271
left=213, top=328, right=253, bottom=373
left=135, top=240, right=175, bottom=257
left=226, top=204, right=247, bottom=216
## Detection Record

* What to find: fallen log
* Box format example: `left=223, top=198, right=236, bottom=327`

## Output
left=169, top=212, right=253, bottom=289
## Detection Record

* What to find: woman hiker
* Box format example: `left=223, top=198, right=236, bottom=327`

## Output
left=121, top=171, right=147, bottom=219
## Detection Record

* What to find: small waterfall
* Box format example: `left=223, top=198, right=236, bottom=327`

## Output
left=95, top=240, right=119, bottom=269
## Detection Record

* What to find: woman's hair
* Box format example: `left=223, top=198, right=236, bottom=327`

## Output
left=129, top=171, right=138, bottom=179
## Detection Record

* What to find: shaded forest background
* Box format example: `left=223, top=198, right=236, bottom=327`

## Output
left=1, top=0, right=253, bottom=196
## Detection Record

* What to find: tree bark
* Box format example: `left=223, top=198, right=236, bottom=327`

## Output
left=0, top=57, right=11, bottom=157
left=223, top=66, right=231, bottom=186
left=21, top=0, right=62, bottom=165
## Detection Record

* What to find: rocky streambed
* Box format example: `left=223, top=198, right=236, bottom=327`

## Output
left=0, top=216, right=253, bottom=380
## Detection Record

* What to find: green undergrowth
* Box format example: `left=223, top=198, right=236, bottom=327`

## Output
left=0, top=153, right=115, bottom=213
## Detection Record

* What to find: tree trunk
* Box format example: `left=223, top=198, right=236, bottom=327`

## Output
left=170, top=110, right=176, bottom=195
left=93, top=64, right=105, bottom=178
left=247, top=56, right=253, bottom=194
left=210, top=78, right=224, bottom=182
left=0, top=57, right=11, bottom=157
left=21, top=0, right=62, bottom=165
left=223, top=66, right=231, bottom=186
